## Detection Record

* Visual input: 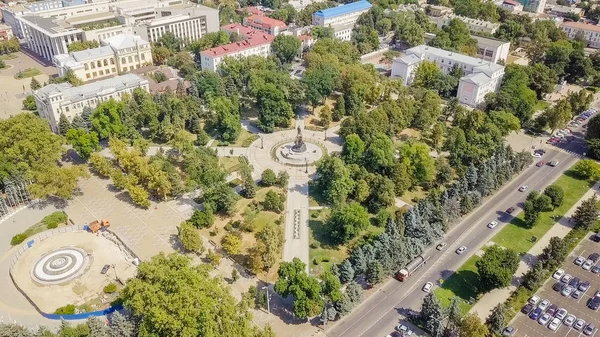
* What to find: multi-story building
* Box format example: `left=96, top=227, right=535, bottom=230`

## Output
left=501, top=0, right=524, bottom=12
left=472, top=35, right=510, bottom=63
left=312, top=0, right=372, bottom=41
left=1, top=4, right=29, bottom=38
left=33, top=73, right=149, bottom=133
left=391, top=45, right=505, bottom=107
left=200, top=32, right=274, bottom=72
left=132, top=3, right=219, bottom=45
left=243, top=14, right=287, bottom=35
left=561, top=21, right=600, bottom=48
left=54, top=34, right=152, bottom=82
left=0, top=24, right=14, bottom=41
left=549, top=5, right=584, bottom=18
left=431, top=14, right=500, bottom=34
left=426, top=5, right=453, bottom=17
left=522, top=0, right=546, bottom=13
left=221, top=23, right=256, bottom=38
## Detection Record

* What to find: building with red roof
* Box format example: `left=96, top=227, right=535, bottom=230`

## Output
left=200, top=32, right=274, bottom=72
left=243, top=14, right=287, bottom=35
left=221, top=23, right=256, bottom=38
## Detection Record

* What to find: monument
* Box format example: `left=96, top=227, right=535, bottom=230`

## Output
left=291, top=126, right=307, bottom=153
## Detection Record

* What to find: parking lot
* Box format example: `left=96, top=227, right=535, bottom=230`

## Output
left=511, top=234, right=600, bottom=337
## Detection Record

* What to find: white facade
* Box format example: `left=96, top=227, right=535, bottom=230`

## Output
left=561, top=21, right=600, bottom=48
left=54, top=34, right=152, bottom=82
left=312, top=0, right=372, bottom=41
left=33, top=73, right=149, bottom=133
left=472, top=35, right=510, bottom=63
left=200, top=33, right=274, bottom=72
left=549, top=5, right=584, bottom=17
left=431, top=14, right=500, bottom=34
left=501, top=0, right=524, bottom=12
left=391, top=45, right=505, bottom=107
left=523, top=0, right=546, bottom=13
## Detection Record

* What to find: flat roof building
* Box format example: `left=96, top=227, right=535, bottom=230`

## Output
left=33, top=73, right=149, bottom=133
left=312, top=0, right=372, bottom=41
left=392, top=45, right=505, bottom=107
left=430, top=14, right=500, bottom=34
left=561, top=21, right=600, bottom=48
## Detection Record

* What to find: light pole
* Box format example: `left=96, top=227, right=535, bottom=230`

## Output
left=324, top=130, right=327, bottom=141
left=261, top=286, right=270, bottom=313
left=261, top=136, right=264, bottom=149
left=305, top=157, right=308, bottom=173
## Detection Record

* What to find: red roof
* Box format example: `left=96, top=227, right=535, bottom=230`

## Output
left=502, top=0, right=521, bottom=6
left=298, top=34, right=313, bottom=41
left=201, top=33, right=275, bottom=58
left=220, top=24, right=256, bottom=37
left=244, top=14, right=287, bottom=31
left=243, top=6, right=264, bottom=15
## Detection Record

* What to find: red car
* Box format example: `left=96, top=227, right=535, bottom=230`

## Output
left=506, top=207, right=515, bottom=214
left=536, top=161, right=544, bottom=167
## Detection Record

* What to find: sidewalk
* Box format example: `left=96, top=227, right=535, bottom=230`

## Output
left=470, top=181, right=600, bottom=320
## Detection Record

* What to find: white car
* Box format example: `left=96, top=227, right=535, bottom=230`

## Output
left=532, top=152, right=542, bottom=158
left=456, top=246, right=467, bottom=255
left=538, top=299, right=550, bottom=311
left=528, top=295, right=540, bottom=305
left=564, top=314, right=576, bottom=327
left=539, top=313, right=552, bottom=326
left=552, top=269, right=565, bottom=280
left=582, top=259, right=594, bottom=270
left=518, top=185, right=529, bottom=192
left=422, top=282, right=433, bottom=293
left=561, top=274, right=573, bottom=283
left=549, top=318, right=561, bottom=331
left=555, top=308, right=568, bottom=320
left=575, top=256, right=586, bottom=265
left=487, top=221, right=498, bottom=229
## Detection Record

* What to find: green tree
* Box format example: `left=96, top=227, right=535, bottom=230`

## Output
left=420, top=293, right=445, bottom=337
left=58, top=113, right=71, bottom=136
left=277, top=171, right=289, bottom=188
left=326, top=202, right=370, bottom=243
left=272, top=35, right=301, bottom=64
left=571, top=159, right=600, bottom=180
left=30, top=77, right=41, bottom=90
left=399, top=141, right=436, bottom=186
left=221, top=233, right=242, bottom=255
left=178, top=221, right=204, bottom=254
left=90, top=99, right=126, bottom=139
left=573, top=195, right=599, bottom=230
left=320, top=270, right=343, bottom=302
left=460, top=313, right=489, bottom=337
left=121, top=253, right=269, bottom=337
left=66, top=128, right=100, bottom=160
left=89, top=152, right=113, bottom=177
left=240, top=160, right=256, bottom=198
left=486, top=303, right=507, bottom=335
left=22, top=95, right=37, bottom=111
left=127, top=184, right=150, bottom=208
left=539, top=236, right=569, bottom=270
left=342, top=133, right=365, bottom=164
left=320, top=105, right=332, bottom=128
left=274, top=258, right=324, bottom=319
left=542, top=99, right=572, bottom=133
left=263, top=190, right=285, bottom=213
left=316, top=156, right=354, bottom=205
left=254, top=222, right=284, bottom=271
left=364, top=133, right=395, bottom=175
left=366, top=261, right=384, bottom=285
left=476, top=245, right=519, bottom=292
left=332, top=95, right=346, bottom=121
left=256, top=83, right=293, bottom=132
left=261, top=169, right=278, bottom=186
left=67, top=40, right=99, bottom=52
left=412, top=61, right=442, bottom=90
left=544, top=185, right=564, bottom=208
left=189, top=208, right=215, bottom=229
left=152, top=46, right=171, bottom=65
left=208, top=97, right=241, bottom=142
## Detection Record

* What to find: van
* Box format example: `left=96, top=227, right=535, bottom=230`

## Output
left=549, top=161, right=559, bottom=167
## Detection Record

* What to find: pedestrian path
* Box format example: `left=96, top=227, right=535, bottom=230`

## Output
left=470, top=182, right=600, bottom=320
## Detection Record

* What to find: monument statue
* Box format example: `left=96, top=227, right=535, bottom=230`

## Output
left=291, top=126, right=307, bottom=153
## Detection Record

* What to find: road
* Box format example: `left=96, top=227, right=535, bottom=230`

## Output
left=327, top=128, right=589, bottom=337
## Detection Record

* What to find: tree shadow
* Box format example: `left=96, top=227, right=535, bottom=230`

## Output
left=438, top=269, right=481, bottom=303
left=520, top=252, right=538, bottom=267
left=308, top=216, right=340, bottom=250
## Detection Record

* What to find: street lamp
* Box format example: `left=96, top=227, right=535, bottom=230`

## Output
left=305, top=157, right=308, bottom=173
left=261, top=136, right=264, bottom=149
left=324, top=130, right=327, bottom=141
left=261, top=286, right=270, bottom=313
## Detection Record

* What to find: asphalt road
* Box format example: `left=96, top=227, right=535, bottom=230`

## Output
left=327, top=128, right=589, bottom=337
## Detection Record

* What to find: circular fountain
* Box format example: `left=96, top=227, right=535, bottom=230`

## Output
left=31, top=247, right=89, bottom=285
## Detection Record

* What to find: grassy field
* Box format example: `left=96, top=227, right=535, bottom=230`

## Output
left=219, top=157, right=243, bottom=173
left=0, top=53, right=17, bottom=60
left=212, top=129, right=259, bottom=148
left=14, top=68, right=41, bottom=79
left=401, top=186, right=428, bottom=205
left=308, top=209, right=384, bottom=276
left=434, top=169, right=593, bottom=310
left=534, top=100, right=550, bottom=112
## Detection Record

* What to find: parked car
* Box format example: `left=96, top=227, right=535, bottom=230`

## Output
left=564, top=314, right=576, bottom=327
left=539, top=313, right=552, bottom=326
left=548, top=318, right=561, bottom=331
left=422, top=282, right=433, bottom=293
left=592, top=266, right=600, bottom=274
left=529, top=308, right=543, bottom=320
left=575, top=319, right=587, bottom=330
left=569, top=277, right=581, bottom=288
left=538, top=299, right=550, bottom=311
left=572, top=290, right=583, bottom=300
left=501, top=327, right=515, bottom=336
left=436, top=242, right=447, bottom=250
left=487, top=221, right=498, bottom=229
left=552, top=269, right=565, bottom=279
left=589, top=253, right=599, bottom=263
left=584, top=323, right=596, bottom=336
left=553, top=282, right=566, bottom=292
left=456, top=246, right=467, bottom=255
left=562, top=285, right=575, bottom=297
left=583, top=259, right=594, bottom=270
left=561, top=274, right=573, bottom=283
left=546, top=304, right=558, bottom=316
left=395, top=324, right=412, bottom=336
left=528, top=295, right=540, bottom=305
left=588, top=295, right=600, bottom=310
left=548, top=160, right=560, bottom=167
left=522, top=303, right=534, bottom=314
left=100, top=264, right=110, bottom=274
left=555, top=308, right=568, bottom=320
left=578, top=281, right=591, bottom=292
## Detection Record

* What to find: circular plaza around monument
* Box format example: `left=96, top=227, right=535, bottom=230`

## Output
left=273, top=126, right=325, bottom=166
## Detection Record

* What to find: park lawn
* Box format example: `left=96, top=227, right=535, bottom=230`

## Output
left=219, top=156, right=242, bottom=173
left=401, top=186, right=428, bottom=205
left=434, top=255, right=481, bottom=313
left=534, top=100, right=550, bottom=112
left=308, top=209, right=384, bottom=276
left=0, top=53, right=17, bottom=60
left=231, top=129, right=258, bottom=147
left=14, top=68, right=41, bottom=79
left=492, top=171, right=592, bottom=254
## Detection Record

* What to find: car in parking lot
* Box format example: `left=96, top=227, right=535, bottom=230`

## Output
left=552, top=269, right=565, bottom=279
left=487, top=221, right=498, bottom=229
left=561, top=285, right=575, bottom=297
left=575, top=319, right=587, bottom=330
left=578, top=280, right=590, bottom=292
left=575, top=256, right=586, bottom=265
left=553, top=282, right=566, bottom=292
left=592, top=266, right=600, bottom=274
left=539, top=313, right=551, bottom=325
left=456, top=246, right=467, bottom=254
left=546, top=304, right=558, bottom=316
left=572, top=289, right=583, bottom=299
left=564, top=314, right=576, bottom=327
left=394, top=324, right=412, bottom=335
left=561, top=273, right=573, bottom=283
left=528, top=295, right=540, bottom=304
left=583, top=259, right=594, bottom=270
left=529, top=308, right=543, bottom=320
left=501, top=326, right=515, bottom=336
left=522, top=303, right=534, bottom=314
left=537, top=299, right=550, bottom=310
left=555, top=308, right=568, bottom=320
left=100, top=264, right=110, bottom=274
left=589, top=252, right=599, bottom=262
left=518, top=185, right=529, bottom=192
left=569, top=276, right=581, bottom=288
left=584, top=323, right=596, bottom=336
left=506, top=207, right=515, bottom=214
left=548, top=318, right=561, bottom=331
left=588, top=295, right=600, bottom=310
left=436, top=242, right=447, bottom=250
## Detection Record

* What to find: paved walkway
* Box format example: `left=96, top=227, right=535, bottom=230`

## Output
left=470, top=182, right=600, bottom=320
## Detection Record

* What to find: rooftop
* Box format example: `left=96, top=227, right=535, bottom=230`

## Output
left=313, top=0, right=372, bottom=19
left=550, top=5, right=584, bottom=13
left=503, top=0, right=521, bottom=6
left=244, top=14, right=287, bottom=30
left=400, top=45, right=504, bottom=76
left=35, top=73, right=148, bottom=102
left=461, top=72, right=492, bottom=85
left=20, top=15, right=81, bottom=35
left=201, top=32, right=274, bottom=58
left=71, top=45, right=114, bottom=61
left=103, top=34, right=149, bottom=49
left=141, top=14, right=191, bottom=26
left=472, top=35, right=510, bottom=47
left=561, top=21, right=600, bottom=32
left=220, top=23, right=256, bottom=37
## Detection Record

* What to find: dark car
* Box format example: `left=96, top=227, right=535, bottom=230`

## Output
left=546, top=304, right=558, bottom=316
left=569, top=277, right=581, bottom=288
left=522, top=303, right=534, bottom=314
left=529, top=308, right=542, bottom=320
left=572, top=290, right=583, bottom=299
left=579, top=281, right=591, bottom=292
left=553, top=282, right=566, bottom=292
left=588, top=296, right=600, bottom=310
left=506, top=207, right=515, bottom=214
left=535, top=149, right=546, bottom=155
left=589, top=253, right=600, bottom=263
left=592, top=266, right=600, bottom=274
left=100, top=264, right=110, bottom=274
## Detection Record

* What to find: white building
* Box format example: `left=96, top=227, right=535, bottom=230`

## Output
left=431, top=14, right=500, bottom=34
left=33, top=73, right=149, bottom=133
left=561, top=21, right=600, bottom=48
left=392, top=45, right=505, bottom=107
left=501, top=0, right=524, bottom=12
left=472, top=35, right=510, bottom=63
left=549, top=5, right=584, bottom=17
left=523, top=0, right=546, bottom=13
left=243, top=14, right=287, bottom=35
left=54, top=34, right=152, bottom=82
left=312, top=0, right=372, bottom=41
left=200, top=32, right=274, bottom=72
